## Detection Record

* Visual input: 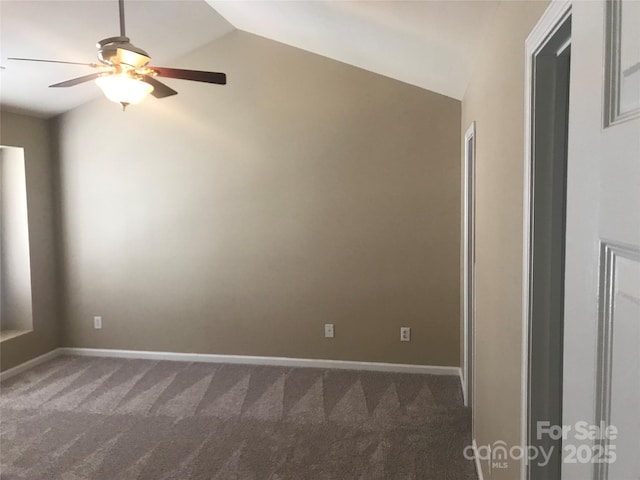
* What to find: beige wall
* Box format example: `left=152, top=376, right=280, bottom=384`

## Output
left=55, top=30, right=462, bottom=366
left=0, top=111, right=61, bottom=371
left=461, top=1, right=549, bottom=478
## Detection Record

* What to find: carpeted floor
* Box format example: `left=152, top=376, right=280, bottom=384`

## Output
left=0, top=355, right=476, bottom=479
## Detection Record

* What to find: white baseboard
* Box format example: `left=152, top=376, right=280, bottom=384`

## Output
left=0, top=348, right=61, bottom=382
left=2, top=346, right=462, bottom=380
left=472, top=439, right=485, bottom=480
left=59, top=347, right=462, bottom=377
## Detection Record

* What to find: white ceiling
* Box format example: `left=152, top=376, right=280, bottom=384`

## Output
left=207, top=0, right=499, bottom=100
left=0, top=0, right=234, bottom=118
left=1, top=0, right=499, bottom=118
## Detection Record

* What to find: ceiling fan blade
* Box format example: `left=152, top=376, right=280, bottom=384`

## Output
left=9, top=57, right=96, bottom=67
left=149, top=66, right=226, bottom=85
left=50, top=73, right=104, bottom=88
left=142, top=75, right=178, bottom=98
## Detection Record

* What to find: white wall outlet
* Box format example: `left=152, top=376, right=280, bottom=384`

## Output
left=94, top=316, right=102, bottom=329
left=400, top=327, right=411, bottom=342
left=324, top=323, right=335, bottom=338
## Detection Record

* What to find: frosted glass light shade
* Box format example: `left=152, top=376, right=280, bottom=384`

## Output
left=95, top=75, right=154, bottom=106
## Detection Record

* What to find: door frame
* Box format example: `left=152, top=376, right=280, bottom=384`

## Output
left=520, top=1, right=572, bottom=479
left=462, top=121, right=476, bottom=410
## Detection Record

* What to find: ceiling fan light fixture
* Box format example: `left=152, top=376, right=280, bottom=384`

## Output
left=95, top=74, right=153, bottom=109
left=9, top=0, right=227, bottom=110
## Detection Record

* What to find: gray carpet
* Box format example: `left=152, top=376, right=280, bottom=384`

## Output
left=0, top=355, right=476, bottom=479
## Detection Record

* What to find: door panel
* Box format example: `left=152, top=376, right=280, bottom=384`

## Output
left=603, top=247, right=640, bottom=479
left=563, top=1, right=640, bottom=479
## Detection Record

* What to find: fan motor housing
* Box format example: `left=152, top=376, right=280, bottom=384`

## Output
left=97, top=36, right=150, bottom=69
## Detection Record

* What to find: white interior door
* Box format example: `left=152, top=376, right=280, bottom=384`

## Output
left=562, top=1, right=640, bottom=479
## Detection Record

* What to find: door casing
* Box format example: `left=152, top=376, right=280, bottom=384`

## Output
left=462, top=121, right=476, bottom=412
left=521, top=2, right=573, bottom=479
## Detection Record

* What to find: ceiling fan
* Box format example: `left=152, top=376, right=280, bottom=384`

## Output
left=8, top=0, right=227, bottom=110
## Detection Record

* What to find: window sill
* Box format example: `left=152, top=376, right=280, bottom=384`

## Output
left=0, top=329, right=32, bottom=342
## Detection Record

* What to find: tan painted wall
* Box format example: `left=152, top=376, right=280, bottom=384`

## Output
left=55, top=30, right=462, bottom=366
left=461, top=1, right=549, bottom=478
left=0, top=111, right=61, bottom=371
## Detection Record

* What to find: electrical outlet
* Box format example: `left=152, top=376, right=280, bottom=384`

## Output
left=400, top=327, right=411, bottom=342
left=324, top=323, right=335, bottom=338
left=94, top=316, right=102, bottom=329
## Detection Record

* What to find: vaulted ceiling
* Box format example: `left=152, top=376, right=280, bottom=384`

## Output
left=0, top=0, right=498, bottom=118
left=208, top=1, right=499, bottom=100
